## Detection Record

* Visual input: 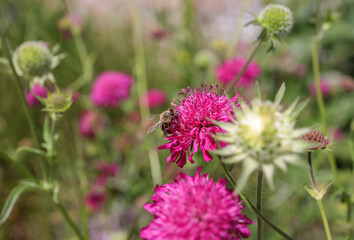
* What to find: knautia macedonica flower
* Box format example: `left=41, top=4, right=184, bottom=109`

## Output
left=26, top=83, right=48, bottom=107
left=216, top=58, right=261, bottom=88
left=250, top=4, right=293, bottom=49
left=301, top=130, right=329, bottom=150
left=91, top=71, right=133, bottom=108
left=57, top=14, right=83, bottom=39
left=79, top=110, right=107, bottom=139
left=141, top=89, right=167, bottom=109
left=214, top=83, right=309, bottom=191
left=13, top=41, right=64, bottom=83
left=140, top=167, right=253, bottom=240
left=158, top=84, right=244, bottom=168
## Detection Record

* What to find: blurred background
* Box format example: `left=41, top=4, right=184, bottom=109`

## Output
left=0, top=0, right=353, bottom=239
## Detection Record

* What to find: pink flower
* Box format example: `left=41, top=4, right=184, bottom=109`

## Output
left=57, top=14, right=84, bottom=39
left=91, top=71, right=133, bottom=108
left=141, top=89, right=167, bottom=109
left=140, top=167, right=253, bottom=240
left=79, top=110, right=106, bottom=138
left=158, top=84, right=243, bottom=168
left=86, top=187, right=106, bottom=212
left=151, top=29, right=169, bottom=39
left=329, top=128, right=346, bottom=142
left=26, top=84, right=48, bottom=107
left=95, top=162, right=119, bottom=186
left=309, top=79, right=332, bottom=97
left=216, top=58, right=261, bottom=88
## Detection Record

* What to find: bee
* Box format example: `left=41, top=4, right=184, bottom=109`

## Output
left=147, top=108, right=177, bottom=136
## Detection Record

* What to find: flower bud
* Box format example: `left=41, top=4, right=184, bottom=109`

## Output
left=43, top=90, right=72, bottom=119
left=13, top=41, right=52, bottom=77
left=258, top=4, right=293, bottom=38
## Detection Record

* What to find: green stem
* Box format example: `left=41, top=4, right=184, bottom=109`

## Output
left=0, top=35, right=41, bottom=147
left=307, top=151, right=317, bottom=190
left=312, top=0, right=341, bottom=187
left=55, top=201, right=85, bottom=240
left=227, top=33, right=265, bottom=92
left=317, top=199, right=333, bottom=240
left=217, top=158, right=293, bottom=240
left=131, top=0, right=150, bottom=121
left=61, top=0, right=93, bottom=91
left=256, top=169, right=263, bottom=240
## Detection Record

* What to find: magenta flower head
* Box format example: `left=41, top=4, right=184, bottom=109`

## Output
left=216, top=58, right=261, bottom=88
left=95, top=162, right=119, bottom=186
left=140, top=167, right=253, bottom=240
left=309, top=79, right=332, bottom=97
left=91, top=71, right=133, bottom=108
left=158, top=84, right=244, bottom=168
left=86, top=187, right=106, bottom=212
left=79, top=110, right=106, bottom=138
left=141, top=89, right=167, bottom=109
left=26, top=84, right=48, bottom=107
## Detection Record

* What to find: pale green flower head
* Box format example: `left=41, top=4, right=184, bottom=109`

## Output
left=13, top=41, right=52, bottom=77
left=250, top=4, right=293, bottom=50
left=214, top=83, right=309, bottom=192
left=13, top=41, right=65, bottom=85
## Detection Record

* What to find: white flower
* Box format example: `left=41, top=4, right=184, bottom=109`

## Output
left=215, top=83, right=309, bottom=192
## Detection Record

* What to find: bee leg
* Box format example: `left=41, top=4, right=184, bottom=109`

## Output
left=162, top=124, right=167, bottom=136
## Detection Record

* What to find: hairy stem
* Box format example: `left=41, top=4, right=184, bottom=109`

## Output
left=55, top=201, right=85, bottom=240
left=307, top=151, right=317, bottom=190
left=317, top=199, right=333, bottom=240
left=256, top=169, right=263, bottom=240
left=217, top=158, right=293, bottom=240
left=312, top=0, right=341, bottom=186
left=0, top=35, right=40, bottom=147
left=227, top=33, right=265, bottom=92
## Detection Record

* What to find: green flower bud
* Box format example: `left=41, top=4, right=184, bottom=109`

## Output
left=13, top=41, right=52, bottom=77
left=43, top=90, right=72, bottom=120
left=258, top=4, right=293, bottom=38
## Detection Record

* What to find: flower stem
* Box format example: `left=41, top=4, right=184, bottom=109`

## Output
left=217, top=157, right=293, bottom=240
left=227, top=32, right=265, bottom=92
left=54, top=201, right=85, bottom=240
left=0, top=35, right=41, bottom=147
left=256, top=169, right=263, bottom=240
left=317, top=199, right=333, bottom=240
left=312, top=0, right=341, bottom=187
left=307, top=151, right=317, bottom=190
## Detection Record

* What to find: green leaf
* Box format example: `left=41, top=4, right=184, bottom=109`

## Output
left=16, top=147, right=45, bottom=156
left=274, top=82, right=286, bottom=105
left=0, top=184, right=31, bottom=225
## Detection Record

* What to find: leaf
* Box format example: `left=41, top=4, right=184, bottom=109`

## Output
left=0, top=184, right=31, bottom=225
left=16, top=147, right=45, bottom=156
left=274, top=82, right=286, bottom=105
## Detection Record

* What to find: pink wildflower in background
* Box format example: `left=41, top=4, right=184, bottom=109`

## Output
left=141, top=89, right=167, bottom=109
left=91, top=71, right=133, bottom=108
left=79, top=110, right=106, bottom=138
left=26, top=84, right=47, bottom=107
left=86, top=187, right=106, bottom=212
left=216, top=58, right=261, bottom=88
left=309, top=79, right=331, bottom=97
left=95, top=162, right=119, bottom=186
left=140, top=167, right=253, bottom=240
left=158, top=84, right=244, bottom=168
left=57, top=14, right=84, bottom=39
left=151, top=29, right=169, bottom=40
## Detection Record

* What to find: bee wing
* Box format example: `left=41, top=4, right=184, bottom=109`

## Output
left=148, top=114, right=160, bottom=121
left=147, top=121, right=162, bottom=134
